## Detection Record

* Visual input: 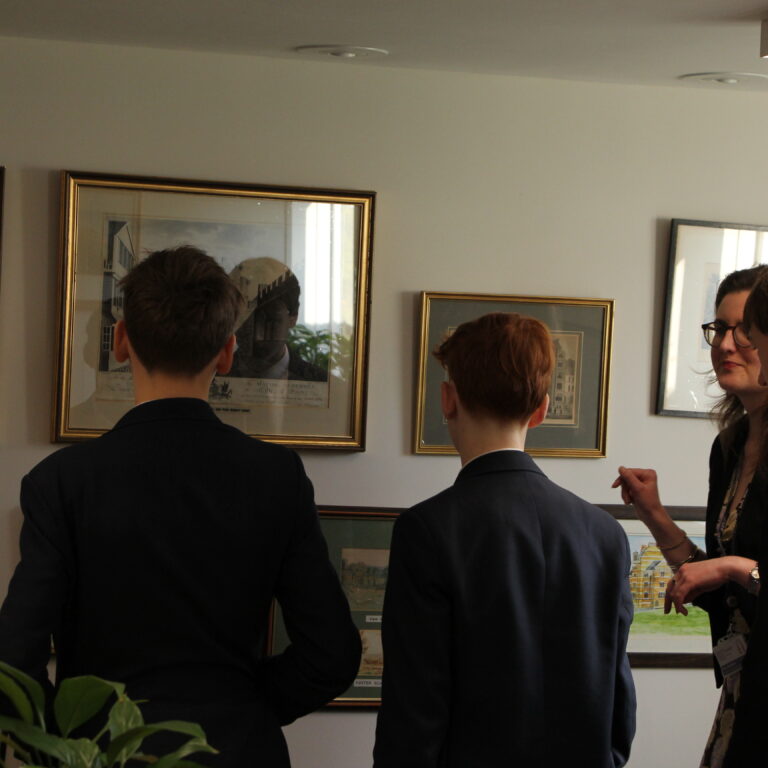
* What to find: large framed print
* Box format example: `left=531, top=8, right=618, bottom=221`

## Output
left=53, top=171, right=374, bottom=449
left=657, top=218, right=768, bottom=418
left=268, top=506, right=401, bottom=706
left=415, top=292, right=613, bottom=457
left=602, top=504, right=712, bottom=668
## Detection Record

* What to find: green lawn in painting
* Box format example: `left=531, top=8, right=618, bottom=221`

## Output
left=631, top=605, right=710, bottom=635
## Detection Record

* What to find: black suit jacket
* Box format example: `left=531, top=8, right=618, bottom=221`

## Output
left=0, top=398, right=360, bottom=766
left=705, top=424, right=768, bottom=767
left=373, top=450, right=636, bottom=768
left=695, top=422, right=765, bottom=689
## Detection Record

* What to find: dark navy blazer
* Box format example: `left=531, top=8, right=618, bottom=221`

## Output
left=374, top=450, right=636, bottom=768
left=0, top=398, right=360, bottom=766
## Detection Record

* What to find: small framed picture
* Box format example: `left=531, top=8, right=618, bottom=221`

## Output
left=602, top=504, right=712, bottom=668
left=414, top=291, right=614, bottom=457
left=657, top=218, right=768, bottom=418
left=268, top=506, right=401, bottom=706
left=53, top=171, right=375, bottom=449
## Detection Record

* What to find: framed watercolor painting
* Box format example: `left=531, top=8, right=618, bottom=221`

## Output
left=602, top=504, right=712, bottom=668
left=414, top=291, right=613, bottom=457
left=268, top=506, right=401, bottom=706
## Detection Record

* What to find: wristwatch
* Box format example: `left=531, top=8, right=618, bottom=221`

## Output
left=747, top=562, right=760, bottom=595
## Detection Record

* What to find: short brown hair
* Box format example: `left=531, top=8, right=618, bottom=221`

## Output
left=120, top=246, right=243, bottom=375
left=434, top=312, right=554, bottom=421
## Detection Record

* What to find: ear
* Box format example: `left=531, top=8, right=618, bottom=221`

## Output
left=215, top=334, right=237, bottom=375
left=441, top=380, right=458, bottom=421
left=288, top=314, right=298, bottom=329
left=113, top=320, right=131, bottom=363
left=527, top=394, right=550, bottom=430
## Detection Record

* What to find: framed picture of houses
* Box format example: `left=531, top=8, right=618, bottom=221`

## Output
left=602, top=505, right=711, bottom=668
left=267, top=506, right=401, bottom=706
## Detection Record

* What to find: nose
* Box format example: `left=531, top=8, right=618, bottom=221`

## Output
left=717, top=327, right=739, bottom=351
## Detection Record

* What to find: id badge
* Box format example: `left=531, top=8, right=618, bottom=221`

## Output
left=713, top=633, right=748, bottom=678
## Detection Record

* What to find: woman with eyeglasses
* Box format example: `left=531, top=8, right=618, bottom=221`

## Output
left=613, top=265, right=768, bottom=768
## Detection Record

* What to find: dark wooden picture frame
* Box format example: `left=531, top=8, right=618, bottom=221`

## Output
left=268, top=506, right=401, bottom=707
left=657, top=218, right=768, bottom=418
left=601, top=504, right=712, bottom=669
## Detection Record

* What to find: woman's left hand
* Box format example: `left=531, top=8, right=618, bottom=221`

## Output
left=665, top=556, right=755, bottom=614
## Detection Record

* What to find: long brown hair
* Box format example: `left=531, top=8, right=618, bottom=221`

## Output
left=711, top=265, right=768, bottom=442
left=742, top=268, right=768, bottom=469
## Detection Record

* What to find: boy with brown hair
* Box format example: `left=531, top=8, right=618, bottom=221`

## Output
left=374, top=312, right=636, bottom=768
left=0, top=246, right=361, bottom=767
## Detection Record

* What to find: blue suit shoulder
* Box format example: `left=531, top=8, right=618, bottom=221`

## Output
left=531, top=475, right=627, bottom=539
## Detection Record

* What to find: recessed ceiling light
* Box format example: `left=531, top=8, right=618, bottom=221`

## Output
left=293, top=45, right=389, bottom=60
left=678, top=72, right=768, bottom=86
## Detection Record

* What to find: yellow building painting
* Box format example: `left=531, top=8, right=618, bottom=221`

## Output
left=628, top=542, right=672, bottom=610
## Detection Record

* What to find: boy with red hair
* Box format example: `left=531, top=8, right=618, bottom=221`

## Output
left=374, top=312, right=636, bottom=768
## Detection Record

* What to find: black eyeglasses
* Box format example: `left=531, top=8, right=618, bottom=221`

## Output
left=701, top=321, right=754, bottom=349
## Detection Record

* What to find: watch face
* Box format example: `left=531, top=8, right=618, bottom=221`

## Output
left=748, top=565, right=761, bottom=595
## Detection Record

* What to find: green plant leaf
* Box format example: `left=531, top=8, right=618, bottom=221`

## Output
left=0, top=731, right=33, bottom=764
left=103, top=698, right=145, bottom=765
left=148, top=721, right=207, bottom=740
left=0, top=669, right=34, bottom=724
left=103, top=725, right=150, bottom=765
left=107, top=697, right=144, bottom=740
left=104, top=721, right=206, bottom=767
left=55, top=676, right=124, bottom=737
left=0, top=661, right=45, bottom=722
left=0, top=714, right=77, bottom=761
left=150, top=734, right=218, bottom=768
left=0, top=662, right=46, bottom=726
left=61, top=739, right=101, bottom=768
left=65, top=736, right=103, bottom=768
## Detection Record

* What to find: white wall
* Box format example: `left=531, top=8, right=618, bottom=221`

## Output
left=3, top=35, right=766, bottom=765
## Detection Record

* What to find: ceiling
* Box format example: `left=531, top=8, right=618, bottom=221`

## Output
left=3, top=0, right=768, bottom=90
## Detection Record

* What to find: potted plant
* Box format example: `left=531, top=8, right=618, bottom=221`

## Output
left=0, top=661, right=216, bottom=767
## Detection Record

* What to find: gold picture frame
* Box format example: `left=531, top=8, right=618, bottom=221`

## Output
left=53, top=171, right=375, bottom=449
left=414, top=291, right=613, bottom=457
